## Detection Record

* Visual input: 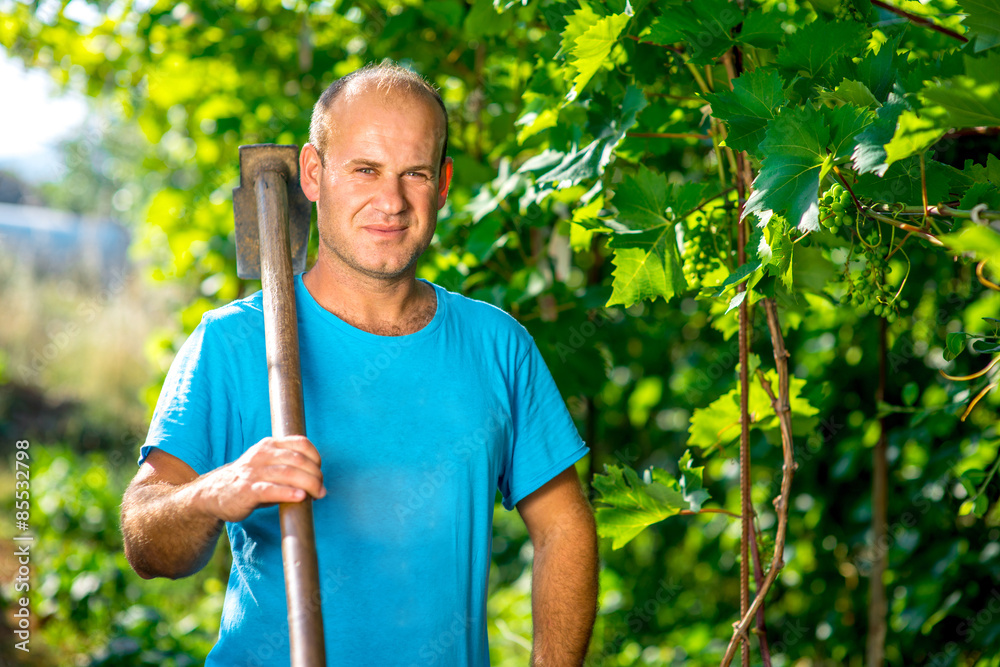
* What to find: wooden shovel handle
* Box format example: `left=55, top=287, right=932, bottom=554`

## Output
left=256, top=170, right=326, bottom=667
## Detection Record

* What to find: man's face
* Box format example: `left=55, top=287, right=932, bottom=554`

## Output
left=300, top=87, right=452, bottom=282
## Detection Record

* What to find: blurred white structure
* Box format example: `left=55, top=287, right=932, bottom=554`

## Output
left=0, top=202, right=129, bottom=286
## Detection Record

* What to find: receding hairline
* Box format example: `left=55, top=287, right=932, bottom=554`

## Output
left=308, top=64, right=449, bottom=167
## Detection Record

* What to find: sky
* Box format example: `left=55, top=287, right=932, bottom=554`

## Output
left=0, top=46, right=90, bottom=183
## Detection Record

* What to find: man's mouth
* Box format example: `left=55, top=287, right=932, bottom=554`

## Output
left=363, top=225, right=408, bottom=237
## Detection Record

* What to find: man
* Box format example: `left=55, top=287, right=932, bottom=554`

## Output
left=121, top=62, right=598, bottom=666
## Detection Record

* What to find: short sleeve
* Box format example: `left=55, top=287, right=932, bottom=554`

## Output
left=498, top=338, right=589, bottom=510
left=138, top=316, right=242, bottom=475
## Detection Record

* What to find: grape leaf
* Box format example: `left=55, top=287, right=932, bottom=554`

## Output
left=776, top=19, right=868, bottom=84
left=959, top=182, right=1000, bottom=210
left=530, top=86, right=647, bottom=185
left=940, top=223, right=1000, bottom=265
left=919, top=52, right=1000, bottom=128
left=613, top=168, right=709, bottom=228
left=716, top=259, right=763, bottom=296
left=760, top=214, right=793, bottom=288
left=852, top=88, right=909, bottom=175
left=593, top=465, right=685, bottom=549
left=566, top=12, right=631, bottom=102
left=853, top=157, right=954, bottom=205
left=960, top=0, right=1000, bottom=52
left=737, top=9, right=786, bottom=48
left=882, top=110, right=946, bottom=168
left=606, top=224, right=687, bottom=307
left=646, top=0, right=741, bottom=63
left=605, top=167, right=708, bottom=306
left=743, top=106, right=830, bottom=233
left=592, top=453, right=711, bottom=549
left=688, top=370, right=819, bottom=450
left=964, top=153, right=1000, bottom=184
left=856, top=33, right=901, bottom=102
left=559, top=5, right=604, bottom=56
left=646, top=4, right=702, bottom=44
left=818, top=79, right=879, bottom=109
left=826, top=103, right=876, bottom=160
left=704, top=68, right=787, bottom=155
left=677, top=450, right=710, bottom=512
left=612, top=166, right=674, bottom=229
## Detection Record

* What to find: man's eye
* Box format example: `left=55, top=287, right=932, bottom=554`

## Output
left=406, top=172, right=429, bottom=179
left=357, top=168, right=375, bottom=174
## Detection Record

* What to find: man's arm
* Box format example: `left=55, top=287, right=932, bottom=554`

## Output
left=121, top=436, right=326, bottom=580
left=517, top=466, right=599, bottom=667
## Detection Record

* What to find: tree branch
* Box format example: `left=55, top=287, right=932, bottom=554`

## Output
left=870, top=0, right=968, bottom=43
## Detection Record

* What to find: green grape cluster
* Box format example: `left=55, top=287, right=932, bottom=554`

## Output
left=820, top=183, right=854, bottom=234
left=840, top=240, right=909, bottom=322
left=683, top=208, right=727, bottom=288
left=831, top=0, right=867, bottom=21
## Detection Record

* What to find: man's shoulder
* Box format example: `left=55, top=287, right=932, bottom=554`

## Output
left=197, top=290, right=265, bottom=343
left=436, top=284, right=529, bottom=335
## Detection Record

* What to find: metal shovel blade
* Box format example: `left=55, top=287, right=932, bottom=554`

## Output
left=233, top=144, right=311, bottom=279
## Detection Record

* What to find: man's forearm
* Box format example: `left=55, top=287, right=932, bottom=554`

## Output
left=121, top=480, right=223, bottom=580
left=530, top=519, right=599, bottom=666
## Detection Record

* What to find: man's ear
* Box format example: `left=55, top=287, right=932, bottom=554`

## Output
left=437, top=157, right=454, bottom=210
left=300, top=143, right=322, bottom=203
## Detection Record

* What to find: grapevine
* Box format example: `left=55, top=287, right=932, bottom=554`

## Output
left=682, top=207, right=729, bottom=289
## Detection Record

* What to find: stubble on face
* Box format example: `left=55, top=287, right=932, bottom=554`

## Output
left=314, top=85, right=447, bottom=284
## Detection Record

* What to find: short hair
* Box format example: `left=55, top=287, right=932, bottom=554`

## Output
left=308, top=61, right=449, bottom=169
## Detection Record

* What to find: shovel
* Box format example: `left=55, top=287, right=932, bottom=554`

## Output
left=232, top=143, right=325, bottom=667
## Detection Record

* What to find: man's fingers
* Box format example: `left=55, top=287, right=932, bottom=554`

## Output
left=271, top=435, right=322, bottom=466
left=259, top=464, right=326, bottom=499
left=250, top=481, right=308, bottom=504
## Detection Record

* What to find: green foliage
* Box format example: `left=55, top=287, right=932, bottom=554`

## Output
left=6, top=0, right=1000, bottom=664
left=565, top=11, right=631, bottom=102
left=703, top=68, right=786, bottom=154
left=961, top=0, right=1000, bottom=52
left=687, top=370, right=819, bottom=450
left=3, top=446, right=225, bottom=665
left=593, top=451, right=708, bottom=549
left=605, top=167, right=708, bottom=307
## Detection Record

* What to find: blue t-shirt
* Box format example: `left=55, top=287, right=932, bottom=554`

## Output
left=138, top=274, right=588, bottom=666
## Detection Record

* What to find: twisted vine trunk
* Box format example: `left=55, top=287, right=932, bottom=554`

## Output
left=867, top=319, right=889, bottom=666
left=737, top=187, right=752, bottom=667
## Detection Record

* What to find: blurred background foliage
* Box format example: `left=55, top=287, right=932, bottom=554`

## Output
left=0, top=0, right=999, bottom=665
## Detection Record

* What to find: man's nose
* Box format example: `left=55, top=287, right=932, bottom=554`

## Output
left=371, top=175, right=407, bottom=216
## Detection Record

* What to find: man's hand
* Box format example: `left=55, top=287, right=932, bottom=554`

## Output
left=197, top=436, right=327, bottom=523
left=122, top=436, right=325, bottom=580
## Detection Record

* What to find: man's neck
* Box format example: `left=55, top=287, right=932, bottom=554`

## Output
left=301, top=255, right=436, bottom=336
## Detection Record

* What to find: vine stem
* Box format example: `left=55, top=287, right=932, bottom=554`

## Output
left=870, top=0, right=969, bottom=43
left=721, top=299, right=796, bottom=667
left=627, top=131, right=711, bottom=140
left=720, top=41, right=754, bottom=667
left=679, top=508, right=742, bottom=518
left=737, top=182, right=751, bottom=667
left=961, top=380, right=999, bottom=422
left=978, top=261, right=1000, bottom=291
left=867, top=319, right=889, bottom=667
left=832, top=167, right=946, bottom=247
left=870, top=204, right=1000, bottom=222
left=919, top=153, right=929, bottom=221
left=941, top=355, right=1000, bottom=382
left=749, top=513, right=773, bottom=667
